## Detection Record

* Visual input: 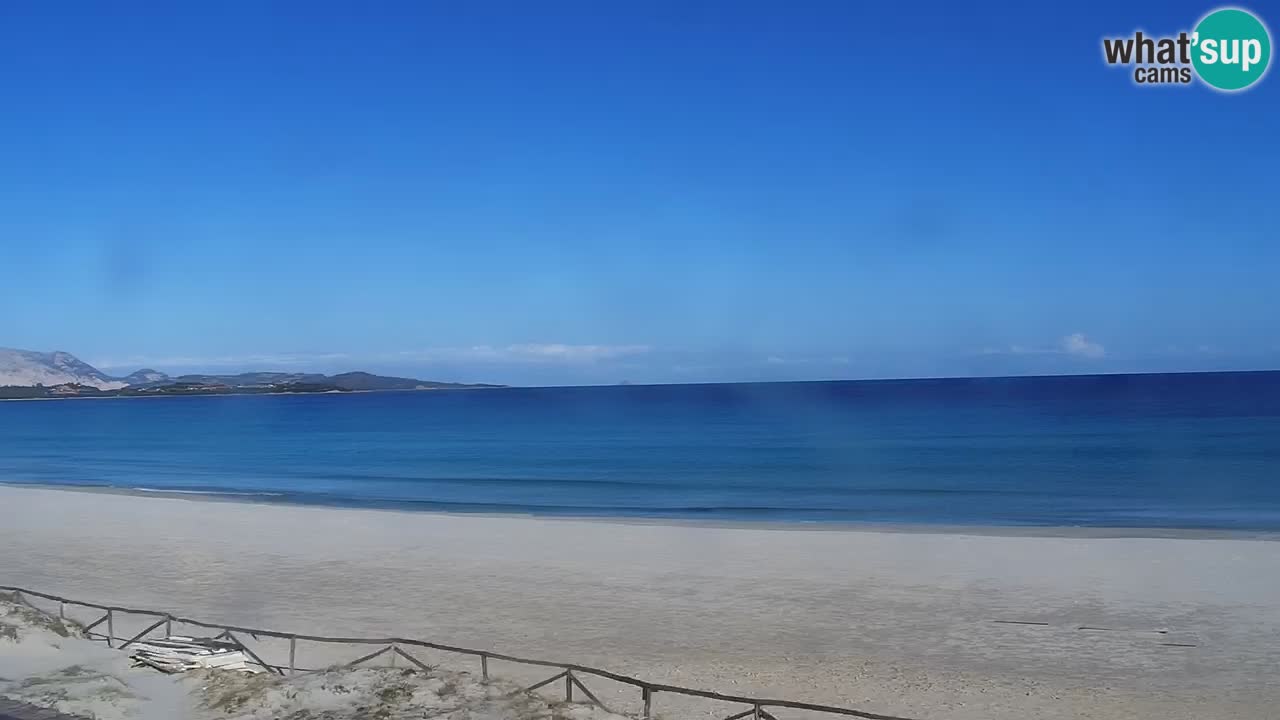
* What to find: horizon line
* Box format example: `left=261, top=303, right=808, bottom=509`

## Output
left=503, top=367, right=1280, bottom=391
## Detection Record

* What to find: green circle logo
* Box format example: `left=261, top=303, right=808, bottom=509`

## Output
left=1192, top=8, right=1272, bottom=91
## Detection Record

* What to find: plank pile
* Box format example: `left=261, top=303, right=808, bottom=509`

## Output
left=129, top=636, right=260, bottom=674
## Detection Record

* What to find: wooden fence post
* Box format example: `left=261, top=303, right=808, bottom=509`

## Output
left=165, top=614, right=172, bottom=637
left=481, top=654, right=489, bottom=681
left=107, top=609, right=114, bottom=648
left=643, top=687, right=653, bottom=718
left=289, top=636, right=297, bottom=674
left=565, top=670, right=574, bottom=701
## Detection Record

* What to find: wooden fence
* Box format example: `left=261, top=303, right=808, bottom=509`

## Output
left=0, top=585, right=920, bottom=720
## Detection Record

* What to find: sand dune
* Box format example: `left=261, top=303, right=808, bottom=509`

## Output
left=2, top=485, right=1279, bottom=719
left=0, top=591, right=631, bottom=720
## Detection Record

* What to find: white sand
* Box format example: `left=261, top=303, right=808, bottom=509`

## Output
left=2, top=484, right=1279, bottom=719
left=0, top=594, right=192, bottom=720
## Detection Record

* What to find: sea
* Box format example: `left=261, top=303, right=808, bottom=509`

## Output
left=2, top=372, right=1280, bottom=530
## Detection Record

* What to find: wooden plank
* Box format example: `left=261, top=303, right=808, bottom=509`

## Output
left=119, top=617, right=168, bottom=649
left=343, top=645, right=393, bottom=668
left=394, top=646, right=435, bottom=673
left=82, top=612, right=110, bottom=634
left=570, top=673, right=607, bottom=709
left=226, top=631, right=286, bottom=676
left=131, top=655, right=179, bottom=674
left=518, top=670, right=568, bottom=695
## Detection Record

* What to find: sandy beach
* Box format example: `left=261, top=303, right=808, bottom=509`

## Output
left=2, top=484, right=1279, bottom=719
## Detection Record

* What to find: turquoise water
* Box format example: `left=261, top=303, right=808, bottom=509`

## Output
left=2, top=372, right=1279, bottom=529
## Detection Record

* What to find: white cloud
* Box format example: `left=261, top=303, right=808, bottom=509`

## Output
left=981, top=333, right=1105, bottom=360
left=94, top=353, right=350, bottom=370
left=764, top=354, right=852, bottom=366
left=504, top=344, right=651, bottom=361
left=979, top=344, right=1052, bottom=356
left=1060, top=333, right=1106, bottom=359
left=94, top=344, right=652, bottom=372
left=389, top=344, right=652, bottom=365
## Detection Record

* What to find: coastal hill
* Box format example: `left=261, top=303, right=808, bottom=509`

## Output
left=0, top=348, right=128, bottom=390
left=0, top=347, right=503, bottom=399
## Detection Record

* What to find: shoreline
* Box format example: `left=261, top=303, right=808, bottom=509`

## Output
left=4, top=480, right=1277, bottom=541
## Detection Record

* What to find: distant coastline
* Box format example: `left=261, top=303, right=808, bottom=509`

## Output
left=0, top=385, right=504, bottom=402
left=0, top=347, right=506, bottom=400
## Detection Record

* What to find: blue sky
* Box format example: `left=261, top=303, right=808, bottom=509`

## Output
left=1, top=1, right=1276, bottom=385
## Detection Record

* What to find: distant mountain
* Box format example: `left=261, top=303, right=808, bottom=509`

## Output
left=0, top=347, right=504, bottom=398
left=144, top=371, right=328, bottom=388
left=141, top=370, right=503, bottom=391
left=0, top=348, right=127, bottom=390
left=328, top=371, right=503, bottom=391
left=123, top=368, right=170, bottom=385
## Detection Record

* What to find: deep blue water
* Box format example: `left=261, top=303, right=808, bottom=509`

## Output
left=2, top=372, right=1280, bottom=529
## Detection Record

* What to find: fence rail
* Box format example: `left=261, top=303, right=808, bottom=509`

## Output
left=0, top=585, right=920, bottom=720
